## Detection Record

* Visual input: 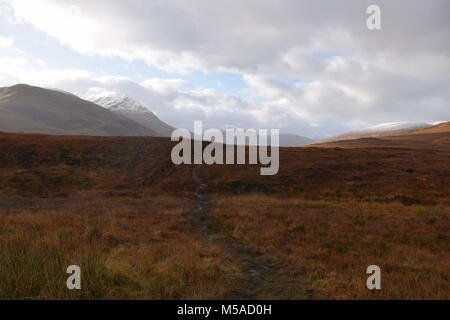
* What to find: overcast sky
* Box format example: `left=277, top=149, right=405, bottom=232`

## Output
left=0, top=0, right=449, bottom=138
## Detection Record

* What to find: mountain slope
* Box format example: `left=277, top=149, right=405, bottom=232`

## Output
left=318, top=122, right=434, bottom=144
left=279, top=134, right=315, bottom=147
left=235, top=133, right=315, bottom=147
left=310, top=121, right=450, bottom=151
left=395, top=121, right=450, bottom=134
left=0, top=84, right=157, bottom=136
left=82, top=91, right=175, bottom=137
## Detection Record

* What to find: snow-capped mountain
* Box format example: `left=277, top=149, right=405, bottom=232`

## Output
left=0, top=84, right=155, bottom=136
left=81, top=90, right=175, bottom=137
left=83, top=91, right=150, bottom=113
left=319, top=121, right=435, bottom=143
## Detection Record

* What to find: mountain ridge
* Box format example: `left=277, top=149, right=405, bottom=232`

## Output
left=0, top=84, right=157, bottom=136
left=309, top=121, right=450, bottom=151
left=82, top=90, right=175, bottom=137
left=318, top=121, right=434, bottom=144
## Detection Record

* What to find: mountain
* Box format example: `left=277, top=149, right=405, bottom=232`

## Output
left=212, top=128, right=314, bottom=147
left=82, top=91, right=311, bottom=144
left=82, top=91, right=175, bottom=137
left=278, top=134, right=315, bottom=147
left=318, top=122, right=434, bottom=144
left=396, top=121, right=450, bottom=134
left=309, top=121, right=450, bottom=151
left=0, top=84, right=157, bottom=136
left=236, top=133, right=315, bottom=147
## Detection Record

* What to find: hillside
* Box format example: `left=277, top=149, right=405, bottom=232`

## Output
left=0, top=84, right=157, bottom=136
left=318, top=122, right=434, bottom=144
left=82, top=91, right=175, bottom=137
left=310, top=122, right=450, bottom=151
left=279, top=133, right=315, bottom=147
left=397, top=121, right=450, bottom=134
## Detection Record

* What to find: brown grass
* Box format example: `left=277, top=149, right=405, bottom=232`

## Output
left=0, top=132, right=449, bottom=300
left=209, top=195, right=450, bottom=299
left=0, top=196, right=242, bottom=300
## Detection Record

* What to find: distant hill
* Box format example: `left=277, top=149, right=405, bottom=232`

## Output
left=309, top=122, right=450, bottom=151
left=318, top=122, right=434, bottom=144
left=279, top=134, right=315, bottom=147
left=211, top=132, right=314, bottom=147
left=0, top=84, right=156, bottom=136
left=396, top=121, right=450, bottom=134
left=82, top=91, right=175, bottom=137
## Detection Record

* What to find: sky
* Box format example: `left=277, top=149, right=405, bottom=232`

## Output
left=0, top=0, right=449, bottom=139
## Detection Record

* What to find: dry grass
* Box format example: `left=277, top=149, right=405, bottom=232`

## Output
left=209, top=195, right=450, bottom=299
left=0, top=196, right=242, bottom=300
left=0, top=133, right=449, bottom=300
left=202, top=148, right=450, bottom=206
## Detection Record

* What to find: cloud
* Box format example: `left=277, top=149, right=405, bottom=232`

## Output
left=1, top=0, right=449, bottom=137
left=0, top=36, right=14, bottom=48
left=142, top=78, right=190, bottom=94
left=36, top=59, right=46, bottom=67
left=7, top=0, right=450, bottom=73
left=7, top=70, right=317, bottom=136
left=67, top=76, right=313, bottom=134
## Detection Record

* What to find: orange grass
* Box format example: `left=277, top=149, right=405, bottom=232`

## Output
left=209, top=195, right=450, bottom=299
left=0, top=196, right=242, bottom=299
left=0, top=133, right=449, bottom=299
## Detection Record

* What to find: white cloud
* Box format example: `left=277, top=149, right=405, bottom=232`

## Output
left=36, top=59, right=46, bottom=67
left=0, top=36, right=14, bottom=48
left=9, top=0, right=448, bottom=74
left=1, top=0, right=449, bottom=137
left=142, top=78, right=190, bottom=94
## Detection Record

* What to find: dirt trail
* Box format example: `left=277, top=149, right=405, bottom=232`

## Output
left=186, top=166, right=312, bottom=300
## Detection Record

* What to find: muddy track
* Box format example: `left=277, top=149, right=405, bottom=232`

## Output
left=186, top=166, right=312, bottom=300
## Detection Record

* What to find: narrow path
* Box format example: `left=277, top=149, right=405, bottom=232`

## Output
left=186, top=166, right=311, bottom=300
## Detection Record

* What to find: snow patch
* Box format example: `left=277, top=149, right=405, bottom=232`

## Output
left=80, top=88, right=151, bottom=113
